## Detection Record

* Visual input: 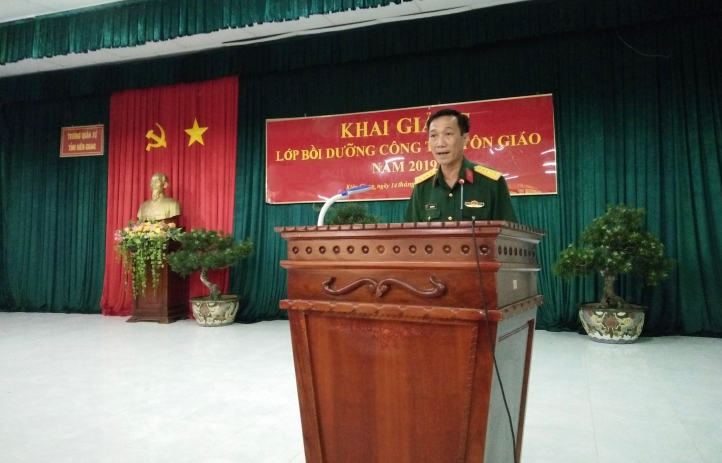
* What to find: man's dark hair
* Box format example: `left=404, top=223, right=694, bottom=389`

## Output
left=426, top=109, right=471, bottom=135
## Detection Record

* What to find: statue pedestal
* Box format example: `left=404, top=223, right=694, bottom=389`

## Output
left=127, top=263, right=188, bottom=324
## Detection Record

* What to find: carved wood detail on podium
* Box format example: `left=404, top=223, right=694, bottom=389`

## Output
left=321, top=276, right=446, bottom=298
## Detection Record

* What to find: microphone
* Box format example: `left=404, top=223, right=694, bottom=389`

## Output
left=317, top=185, right=372, bottom=226
left=458, top=179, right=465, bottom=210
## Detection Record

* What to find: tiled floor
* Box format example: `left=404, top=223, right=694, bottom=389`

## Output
left=0, top=313, right=720, bottom=463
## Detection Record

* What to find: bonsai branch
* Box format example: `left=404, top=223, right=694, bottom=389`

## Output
left=601, top=272, right=625, bottom=308
left=200, top=269, right=221, bottom=301
left=166, top=229, right=253, bottom=303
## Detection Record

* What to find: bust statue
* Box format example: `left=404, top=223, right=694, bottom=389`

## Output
left=137, top=172, right=181, bottom=222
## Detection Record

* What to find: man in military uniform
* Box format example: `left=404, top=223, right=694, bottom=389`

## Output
left=405, top=109, right=517, bottom=223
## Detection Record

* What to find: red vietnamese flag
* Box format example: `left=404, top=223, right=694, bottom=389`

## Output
left=101, top=77, right=238, bottom=316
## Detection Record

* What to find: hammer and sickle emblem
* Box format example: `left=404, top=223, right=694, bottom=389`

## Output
left=145, top=123, right=167, bottom=151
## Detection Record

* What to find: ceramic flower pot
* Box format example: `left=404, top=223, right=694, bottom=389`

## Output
left=578, top=303, right=646, bottom=344
left=190, top=295, right=240, bottom=327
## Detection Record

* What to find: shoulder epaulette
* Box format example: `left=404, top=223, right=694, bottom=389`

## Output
left=474, top=165, right=502, bottom=181
left=414, top=168, right=438, bottom=185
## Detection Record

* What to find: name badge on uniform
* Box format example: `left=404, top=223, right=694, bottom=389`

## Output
left=425, top=204, right=437, bottom=210
left=464, top=200, right=485, bottom=208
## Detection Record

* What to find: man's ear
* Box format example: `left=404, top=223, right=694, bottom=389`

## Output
left=462, top=132, right=470, bottom=146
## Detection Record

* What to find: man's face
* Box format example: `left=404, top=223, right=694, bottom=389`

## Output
left=428, top=115, right=468, bottom=170
left=150, top=175, right=166, bottom=198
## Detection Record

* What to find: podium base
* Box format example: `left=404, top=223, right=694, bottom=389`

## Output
left=127, top=264, right=188, bottom=324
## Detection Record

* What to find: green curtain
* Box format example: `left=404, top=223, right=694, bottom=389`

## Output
left=229, top=14, right=722, bottom=334
left=0, top=98, right=109, bottom=313
left=1, top=0, right=720, bottom=334
left=0, top=107, right=11, bottom=306
left=2, top=0, right=722, bottom=84
left=0, top=0, right=414, bottom=64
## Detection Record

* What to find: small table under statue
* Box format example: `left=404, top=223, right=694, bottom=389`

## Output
left=126, top=258, right=188, bottom=324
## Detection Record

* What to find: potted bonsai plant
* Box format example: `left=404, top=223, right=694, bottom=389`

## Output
left=553, top=205, right=674, bottom=343
left=167, top=228, right=253, bottom=326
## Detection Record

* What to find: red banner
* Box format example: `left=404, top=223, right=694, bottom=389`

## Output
left=101, top=77, right=238, bottom=317
left=60, top=125, right=104, bottom=157
left=266, top=95, right=556, bottom=204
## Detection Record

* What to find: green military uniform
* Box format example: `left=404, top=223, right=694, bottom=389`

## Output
left=404, top=157, right=517, bottom=223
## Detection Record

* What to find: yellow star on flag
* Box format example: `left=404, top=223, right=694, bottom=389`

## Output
left=184, top=119, right=208, bottom=146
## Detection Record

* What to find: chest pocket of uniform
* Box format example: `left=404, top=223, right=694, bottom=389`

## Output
left=424, top=208, right=441, bottom=222
left=462, top=204, right=489, bottom=221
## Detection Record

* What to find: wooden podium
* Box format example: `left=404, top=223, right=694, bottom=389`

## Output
left=126, top=263, right=188, bottom=324
left=276, top=221, right=544, bottom=463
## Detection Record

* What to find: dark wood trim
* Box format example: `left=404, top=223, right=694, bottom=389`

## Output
left=280, top=296, right=542, bottom=323
left=289, top=311, right=324, bottom=463
left=515, top=318, right=536, bottom=462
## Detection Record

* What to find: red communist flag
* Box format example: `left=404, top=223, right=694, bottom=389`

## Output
left=101, top=76, right=238, bottom=316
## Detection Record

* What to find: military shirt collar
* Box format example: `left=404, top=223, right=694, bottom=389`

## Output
left=433, top=156, right=476, bottom=187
